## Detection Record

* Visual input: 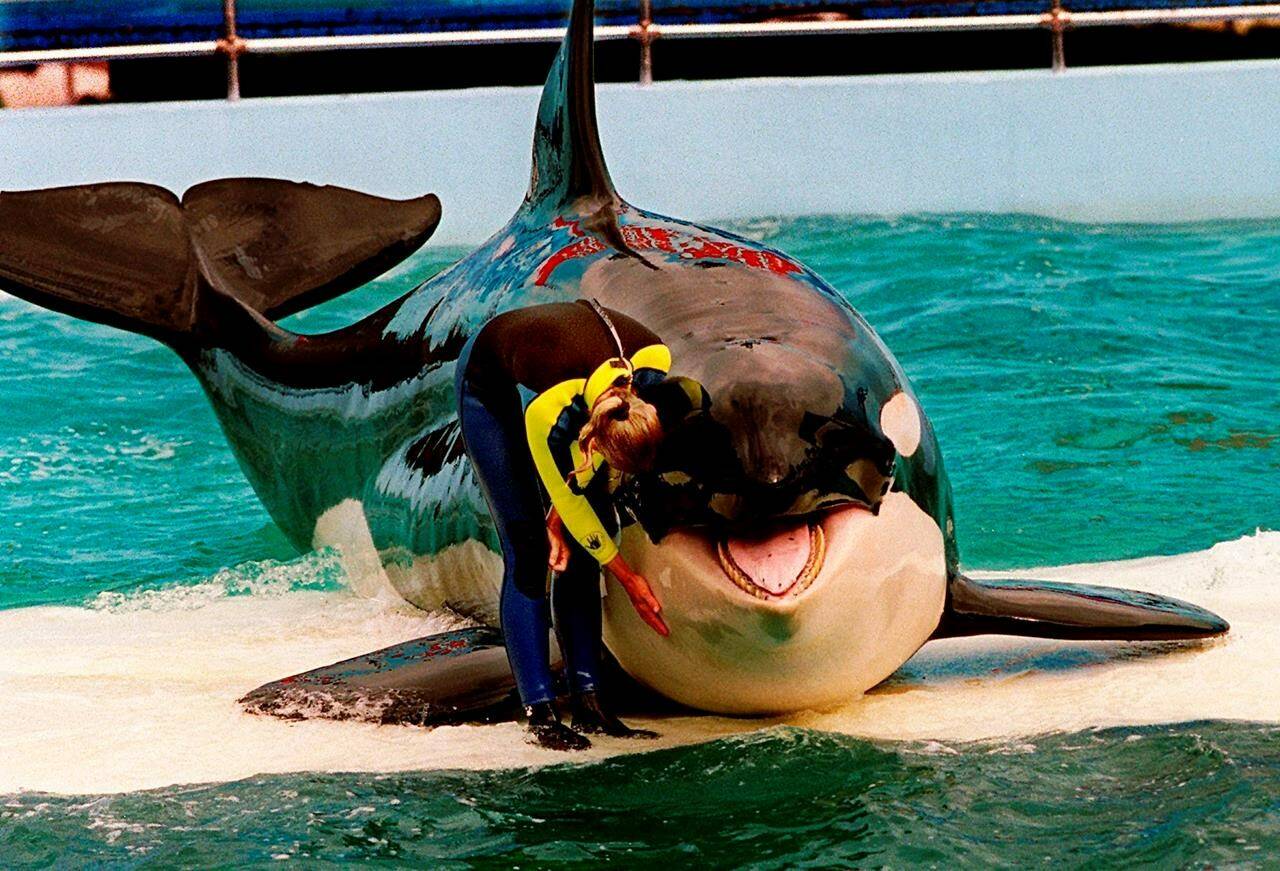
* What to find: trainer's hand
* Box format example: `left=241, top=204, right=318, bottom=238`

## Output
left=605, top=555, right=669, bottom=637
left=546, top=508, right=570, bottom=573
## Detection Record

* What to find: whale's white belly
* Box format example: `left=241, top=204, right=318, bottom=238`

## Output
left=313, top=491, right=947, bottom=715
left=603, top=491, right=948, bottom=714
left=312, top=498, right=504, bottom=624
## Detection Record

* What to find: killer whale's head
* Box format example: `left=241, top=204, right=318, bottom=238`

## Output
left=586, top=258, right=951, bottom=714
left=525, top=0, right=952, bottom=713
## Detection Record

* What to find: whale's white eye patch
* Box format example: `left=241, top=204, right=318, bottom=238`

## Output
left=880, top=391, right=921, bottom=457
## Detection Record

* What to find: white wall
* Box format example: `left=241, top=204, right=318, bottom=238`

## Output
left=4, top=59, right=1279, bottom=245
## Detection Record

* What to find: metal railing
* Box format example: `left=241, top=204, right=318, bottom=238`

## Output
left=4, top=1, right=1280, bottom=99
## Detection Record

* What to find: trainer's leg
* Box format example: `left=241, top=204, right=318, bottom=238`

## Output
left=551, top=544, right=604, bottom=695
left=456, top=378, right=589, bottom=751
left=458, top=388, right=553, bottom=702
left=553, top=538, right=659, bottom=740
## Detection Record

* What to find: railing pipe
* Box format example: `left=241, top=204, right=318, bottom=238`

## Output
left=636, top=0, right=655, bottom=86
left=220, top=0, right=242, bottom=100
left=1048, top=0, right=1068, bottom=72
left=4, top=5, right=1280, bottom=85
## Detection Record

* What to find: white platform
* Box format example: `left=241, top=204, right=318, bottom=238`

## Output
left=5, top=59, right=1279, bottom=245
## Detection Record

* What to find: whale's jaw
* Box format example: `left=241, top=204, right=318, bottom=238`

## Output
left=602, top=493, right=948, bottom=715
left=716, top=519, right=828, bottom=600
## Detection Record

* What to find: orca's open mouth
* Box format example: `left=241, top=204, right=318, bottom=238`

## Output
left=715, top=518, right=827, bottom=600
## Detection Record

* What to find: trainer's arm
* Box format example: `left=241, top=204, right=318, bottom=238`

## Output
left=525, top=388, right=618, bottom=565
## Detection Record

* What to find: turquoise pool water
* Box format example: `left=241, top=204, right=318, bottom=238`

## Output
left=4, top=723, right=1279, bottom=866
left=1, top=213, right=1277, bottom=865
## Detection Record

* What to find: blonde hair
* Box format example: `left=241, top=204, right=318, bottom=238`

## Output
left=573, top=384, right=663, bottom=478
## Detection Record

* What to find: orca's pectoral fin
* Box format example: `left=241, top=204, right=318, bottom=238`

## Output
left=932, top=573, right=1229, bottom=641
left=183, top=178, right=441, bottom=321
left=239, top=627, right=519, bottom=726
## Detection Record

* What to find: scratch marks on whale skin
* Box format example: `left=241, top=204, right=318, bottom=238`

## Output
left=382, top=218, right=559, bottom=342
left=493, top=234, right=516, bottom=258
left=532, top=213, right=804, bottom=287
left=381, top=202, right=822, bottom=349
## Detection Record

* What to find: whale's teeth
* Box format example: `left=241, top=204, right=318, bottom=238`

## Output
left=716, top=523, right=825, bottom=600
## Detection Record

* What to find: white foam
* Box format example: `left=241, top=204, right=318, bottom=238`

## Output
left=1, top=531, right=1276, bottom=795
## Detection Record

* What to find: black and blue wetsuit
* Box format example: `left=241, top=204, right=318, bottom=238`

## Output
left=455, top=300, right=691, bottom=716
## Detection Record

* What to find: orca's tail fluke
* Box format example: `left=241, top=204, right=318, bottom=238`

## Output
left=185, top=178, right=441, bottom=323
left=0, top=179, right=441, bottom=350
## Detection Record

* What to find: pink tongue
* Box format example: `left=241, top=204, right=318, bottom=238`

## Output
left=724, top=521, right=812, bottom=595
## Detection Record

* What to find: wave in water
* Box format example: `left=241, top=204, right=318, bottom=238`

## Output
left=5, top=722, right=1279, bottom=866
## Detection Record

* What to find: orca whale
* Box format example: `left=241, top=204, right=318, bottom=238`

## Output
left=0, top=0, right=1227, bottom=725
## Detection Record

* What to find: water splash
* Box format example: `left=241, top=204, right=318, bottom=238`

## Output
left=87, top=549, right=347, bottom=613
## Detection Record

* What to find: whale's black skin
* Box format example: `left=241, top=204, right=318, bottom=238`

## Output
left=0, top=0, right=1227, bottom=724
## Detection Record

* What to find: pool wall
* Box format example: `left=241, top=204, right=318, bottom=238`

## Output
left=5, top=59, right=1279, bottom=245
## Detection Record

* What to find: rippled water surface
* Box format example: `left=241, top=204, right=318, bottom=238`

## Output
left=5, top=725, right=1280, bottom=866
left=1, top=213, right=1277, bottom=866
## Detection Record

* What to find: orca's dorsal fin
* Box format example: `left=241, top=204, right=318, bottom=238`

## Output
left=527, top=0, right=617, bottom=210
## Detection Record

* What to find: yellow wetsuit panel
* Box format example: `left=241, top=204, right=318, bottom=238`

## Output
left=525, top=379, right=618, bottom=564
left=629, top=343, right=672, bottom=375
left=523, top=343, right=673, bottom=566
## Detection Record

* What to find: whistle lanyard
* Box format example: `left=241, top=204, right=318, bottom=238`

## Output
left=586, top=298, right=626, bottom=360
